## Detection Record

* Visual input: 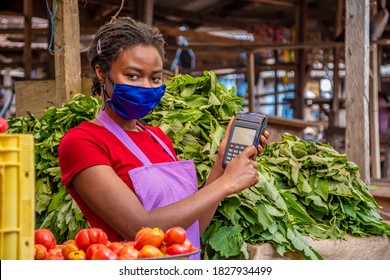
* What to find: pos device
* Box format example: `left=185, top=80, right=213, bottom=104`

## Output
left=222, top=112, right=268, bottom=168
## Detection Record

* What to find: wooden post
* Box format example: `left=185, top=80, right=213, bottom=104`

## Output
left=23, top=0, right=32, bottom=80
left=247, top=51, right=255, bottom=112
left=134, top=0, right=154, bottom=25
left=329, top=0, right=344, bottom=148
left=53, top=0, right=81, bottom=105
left=294, top=0, right=307, bottom=119
left=370, top=43, right=381, bottom=179
left=345, top=0, right=370, bottom=183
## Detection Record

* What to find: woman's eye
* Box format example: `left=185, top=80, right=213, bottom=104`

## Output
left=127, top=74, right=139, bottom=80
left=151, top=76, right=162, bottom=83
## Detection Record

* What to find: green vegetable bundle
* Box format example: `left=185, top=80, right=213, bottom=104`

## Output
left=142, top=71, right=243, bottom=186
left=260, top=133, right=390, bottom=239
left=203, top=133, right=390, bottom=260
left=6, top=94, right=100, bottom=243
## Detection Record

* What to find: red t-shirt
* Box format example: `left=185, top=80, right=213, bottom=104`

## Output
left=58, top=121, right=178, bottom=241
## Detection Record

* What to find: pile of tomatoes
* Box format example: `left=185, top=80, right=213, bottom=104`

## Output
left=34, top=226, right=196, bottom=260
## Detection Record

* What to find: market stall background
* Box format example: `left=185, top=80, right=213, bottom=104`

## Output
left=0, top=0, right=390, bottom=260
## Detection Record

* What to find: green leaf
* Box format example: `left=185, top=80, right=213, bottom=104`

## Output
left=209, top=226, right=244, bottom=258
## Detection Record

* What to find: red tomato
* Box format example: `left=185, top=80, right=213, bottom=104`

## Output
left=92, top=247, right=118, bottom=260
left=34, top=244, right=47, bottom=260
left=0, top=117, right=8, bottom=133
left=182, top=239, right=193, bottom=251
left=108, top=242, right=125, bottom=254
left=44, top=254, right=65, bottom=260
left=118, top=246, right=139, bottom=259
left=165, top=243, right=190, bottom=256
left=134, top=227, right=164, bottom=250
left=164, top=227, right=187, bottom=246
left=62, top=240, right=79, bottom=260
left=68, top=250, right=86, bottom=260
left=159, top=243, right=168, bottom=254
left=46, top=246, right=63, bottom=258
left=118, top=254, right=137, bottom=260
left=85, top=243, right=107, bottom=260
left=123, top=241, right=135, bottom=248
left=137, top=245, right=164, bottom=259
left=75, top=228, right=108, bottom=251
left=35, top=229, right=57, bottom=251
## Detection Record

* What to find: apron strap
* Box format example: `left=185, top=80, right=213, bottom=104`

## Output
left=136, top=121, right=177, bottom=161
left=97, top=110, right=176, bottom=165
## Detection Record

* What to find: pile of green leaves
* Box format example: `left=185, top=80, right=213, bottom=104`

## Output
left=260, top=133, right=390, bottom=239
left=6, top=94, right=101, bottom=243
left=142, top=71, right=243, bottom=186
left=202, top=133, right=390, bottom=260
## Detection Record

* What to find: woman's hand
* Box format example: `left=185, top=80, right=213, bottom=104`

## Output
left=216, top=116, right=270, bottom=165
left=218, top=145, right=260, bottom=195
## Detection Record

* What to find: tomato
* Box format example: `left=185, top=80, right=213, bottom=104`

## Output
left=35, top=229, right=56, bottom=251
left=68, top=250, right=86, bottom=260
left=182, top=239, right=193, bottom=251
left=34, top=244, right=47, bottom=260
left=45, top=246, right=65, bottom=260
left=164, top=227, right=187, bottom=246
left=118, top=246, right=138, bottom=259
left=165, top=243, right=190, bottom=256
left=85, top=243, right=107, bottom=260
left=108, top=242, right=124, bottom=254
left=75, top=228, right=108, bottom=251
left=118, top=253, right=137, bottom=260
left=91, top=247, right=118, bottom=260
left=137, top=245, right=164, bottom=259
left=123, top=241, right=135, bottom=248
left=44, top=254, right=65, bottom=260
left=62, top=240, right=79, bottom=259
left=134, top=227, right=164, bottom=250
left=0, top=117, right=8, bottom=133
left=159, top=243, right=168, bottom=254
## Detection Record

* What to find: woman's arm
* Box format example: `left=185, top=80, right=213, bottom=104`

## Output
left=72, top=144, right=260, bottom=241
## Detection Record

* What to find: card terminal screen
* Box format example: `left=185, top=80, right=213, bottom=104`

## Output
left=231, top=126, right=256, bottom=146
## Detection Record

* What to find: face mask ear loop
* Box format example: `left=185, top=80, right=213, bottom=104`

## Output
left=101, top=82, right=108, bottom=110
left=101, top=74, right=114, bottom=111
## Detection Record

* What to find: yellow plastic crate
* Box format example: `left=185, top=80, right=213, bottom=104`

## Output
left=0, top=134, right=35, bottom=260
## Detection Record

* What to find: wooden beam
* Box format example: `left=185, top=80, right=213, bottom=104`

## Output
left=165, top=41, right=345, bottom=52
left=144, top=0, right=154, bottom=26
left=294, top=0, right=307, bottom=120
left=23, top=0, right=32, bottom=80
left=156, top=24, right=250, bottom=45
left=370, top=43, right=381, bottom=179
left=248, top=0, right=294, bottom=8
left=345, top=0, right=370, bottom=183
left=0, top=28, right=47, bottom=35
left=153, top=5, right=251, bottom=30
left=335, top=0, right=344, bottom=38
left=247, top=52, right=256, bottom=112
left=53, top=0, right=81, bottom=105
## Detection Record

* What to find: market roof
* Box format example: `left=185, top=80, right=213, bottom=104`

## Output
left=1, top=0, right=390, bottom=78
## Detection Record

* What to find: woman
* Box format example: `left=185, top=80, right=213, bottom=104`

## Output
left=58, top=17, right=268, bottom=259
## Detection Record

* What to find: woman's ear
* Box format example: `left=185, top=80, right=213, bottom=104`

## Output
left=95, top=65, right=105, bottom=85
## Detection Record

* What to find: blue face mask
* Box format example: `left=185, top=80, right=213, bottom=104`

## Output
left=106, top=83, right=166, bottom=120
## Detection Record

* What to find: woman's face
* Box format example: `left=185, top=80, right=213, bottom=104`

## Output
left=104, top=45, right=163, bottom=95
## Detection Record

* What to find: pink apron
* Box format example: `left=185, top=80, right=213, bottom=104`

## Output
left=97, top=110, right=201, bottom=259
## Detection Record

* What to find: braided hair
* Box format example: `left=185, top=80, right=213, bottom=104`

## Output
left=88, top=17, right=166, bottom=96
